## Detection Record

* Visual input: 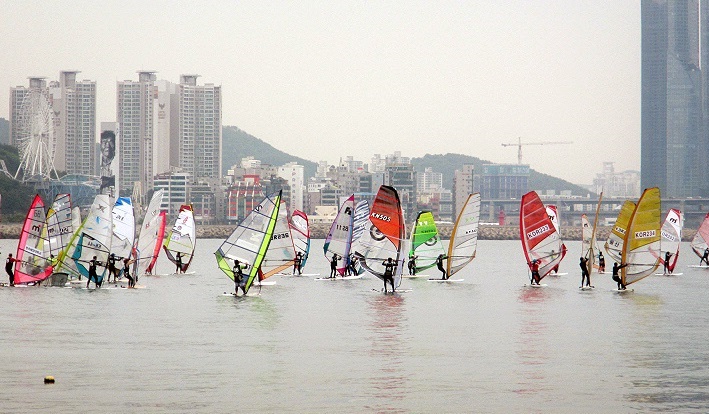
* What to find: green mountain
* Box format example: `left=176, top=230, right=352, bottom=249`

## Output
left=0, top=144, right=36, bottom=218
left=222, top=126, right=318, bottom=178
left=411, top=153, right=591, bottom=196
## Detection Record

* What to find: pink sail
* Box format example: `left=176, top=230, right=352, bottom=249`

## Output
left=15, top=195, right=53, bottom=284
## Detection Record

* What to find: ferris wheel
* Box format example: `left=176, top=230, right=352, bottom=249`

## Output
left=14, top=88, right=57, bottom=181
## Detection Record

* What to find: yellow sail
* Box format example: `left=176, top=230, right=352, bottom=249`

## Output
left=621, top=187, right=662, bottom=286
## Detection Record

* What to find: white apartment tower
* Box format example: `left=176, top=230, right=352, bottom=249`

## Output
left=178, top=75, right=222, bottom=181
left=117, top=71, right=157, bottom=197
left=453, top=164, right=474, bottom=219
left=278, top=162, right=305, bottom=211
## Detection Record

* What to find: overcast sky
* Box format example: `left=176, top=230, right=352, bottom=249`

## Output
left=0, top=0, right=640, bottom=185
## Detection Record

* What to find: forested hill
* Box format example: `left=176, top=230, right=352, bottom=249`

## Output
left=0, top=144, right=37, bottom=217
left=411, top=153, right=592, bottom=196
left=222, top=126, right=318, bottom=178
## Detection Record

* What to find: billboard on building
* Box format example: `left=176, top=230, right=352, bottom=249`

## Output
left=99, top=126, right=119, bottom=196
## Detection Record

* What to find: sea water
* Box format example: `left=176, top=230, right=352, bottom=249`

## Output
left=1, top=239, right=709, bottom=413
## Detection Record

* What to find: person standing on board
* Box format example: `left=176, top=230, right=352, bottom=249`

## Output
left=347, top=253, right=358, bottom=276
left=611, top=262, right=629, bottom=290
left=87, top=256, right=102, bottom=289
left=232, top=259, right=248, bottom=295
left=579, top=256, right=591, bottom=288
left=293, top=252, right=303, bottom=275
left=529, top=259, right=541, bottom=285
left=549, top=250, right=559, bottom=275
left=175, top=252, right=183, bottom=274
left=408, top=255, right=417, bottom=275
left=436, top=254, right=448, bottom=280
left=701, top=248, right=709, bottom=266
left=106, top=253, right=118, bottom=283
left=123, top=258, right=136, bottom=288
left=5, top=253, right=18, bottom=287
left=329, top=254, right=339, bottom=279
left=663, top=251, right=673, bottom=275
left=381, top=257, right=396, bottom=293
left=598, top=252, right=606, bottom=273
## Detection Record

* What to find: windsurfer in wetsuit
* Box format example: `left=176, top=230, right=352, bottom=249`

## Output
left=408, top=255, right=417, bottom=275
left=347, top=253, right=358, bottom=276
left=5, top=253, right=18, bottom=286
left=529, top=259, right=541, bottom=285
left=579, top=256, right=590, bottom=288
left=663, top=251, right=673, bottom=275
left=611, top=262, right=629, bottom=290
left=381, top=257, right=396, bottom=293
left=88, top=255, right=102, bottom=289
left=106, top=253, right=118, bottom=283
left=175, top=252, right=183, bottom=274
left=123, top=258, right=136, bottom=288
left=293, top=252, right=303, bottom=275
left=701, top=248, right=709, bottom=266
left=598, top=252, right=606, bottom=273
left=550, top=250, right=559, bottom=274
left=329, top=254, right=339, bottom=278
left=436, top=254, right=448, bottom=280
left=232, top=259, right=248, bottom=295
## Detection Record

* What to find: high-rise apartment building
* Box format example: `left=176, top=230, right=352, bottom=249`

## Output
left=117, top=71, right=157, bottom=197
left=641, top=1, right=708, bottom=197
left=453, top=164, right=474, bottom=219
left=178, top=75, right=222, bottom=181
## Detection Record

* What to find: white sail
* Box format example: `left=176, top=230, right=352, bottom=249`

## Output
left=111, top=197, right=135, bottom=259
left=691, top=212, right=709, bottom=260
left=660, top=208, right=683, bottom=272
left=164, top=205, right=196, bottom=272
left=45, top=194, right=74, bottom=260
left=323, top=195, right=354, bottom=275
left=546, top=205, right=560, bottom=233
left=72, top=195, right=113, bottom=284
left=446, top=193, right=481, bottom=276
left=134, top=189, right=165, bottom=276
left=261, top=200, right=296, bottom=279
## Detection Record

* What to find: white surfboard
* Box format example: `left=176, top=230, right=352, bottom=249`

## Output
left=548, top=272, right=568, bottom=276
left=222, top=291, right=260, bottom=297
left=428, top=278, right=464, bottom=282
left=526, top=283, right=548, bottom=288
left=371, top=288, right=413, bottom=294
left=315, top=275, right=363, bottom=281
left=579, top=286, right=595, bottom=291
left=687, top=265, right=709, bottom=268
left=276, top=273, right=321, bottom=277
left=252, top=281, right=277, bottom=286
left=654, top=272, right=683, bottom=276
left=614, top=288, right=634, bottom=293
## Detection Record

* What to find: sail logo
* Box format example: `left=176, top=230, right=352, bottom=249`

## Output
left=634, top=230, right=656, bottom=239
left=669, top=217, right=678, bottom=224
left=370, top=225, right=386, bottom=241
left=526, top=225, right=550, bottom=240
left=31, top=224, right=41, bottom=233
left=371, top=213, right=391, bottom=222
left=344, top=207, right=352, bottom=216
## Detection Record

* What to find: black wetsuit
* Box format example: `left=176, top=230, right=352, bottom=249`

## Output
left=580, top=257, right=590, bottom=287
left=408, top=258, right=416, bottom=275
left=612, top=263, right=628, bottom=289
left=382, top=260, right=396, bottom=292
left=233, top=263, right=246, bottom=295
left=88, top=258, right=99, bottom=288
left=107, top=255, right=117, bottom=282
left=124, top=261, right=134, bottom=288
left=664, top=252, right=672, bottom=274
left=330, top=255, right=339, bottom=278
left=175, top=253, right=183, bottom=273
left=436, top=256, right=447, bottom=280
left=598, top=255, right=605, bottom=272
left=293, top=254, right=302, bottom=275
left=5, top=257, right=14, bottom=286
left=347, top=254, right=357, bottom=276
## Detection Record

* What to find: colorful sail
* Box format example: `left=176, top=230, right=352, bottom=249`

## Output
left=260, top=200, right=296, bottom=279
left=290, top=210, right=310, bottom=269
left=546, top=205, right=560, bottom=233
left=72, top=195, right=113, bottom=284
left=589, top=192, right=603, bottom=272
left=446, top=193, right=481, bottom=276
left=163, top=205, right=196, bottom=272
left=621, top=187, right=662, bottom=286
left=323, top=195, right=354, bottom=275
left=14, top=195, right=53, bottom=284
left=134, top=189, right=166, bottom=276
left=53, top=208, right=85, bottom=279
left=520, top=191, right=567, bottom=280
left=354, top=185, right=405, bottom=288
left=111, top=197, right=135, bottom=259
left=215, top=191, right=281, bottom=294
left=351, top=199, right=370, bottom=248
left=691, top=212, right=709, bottom=260
left=605, top=200, right=636, bottom=263
left=409, top=210, right=444, bottom=272
left=44, top=194, right=74, bottom=261
left=660, top=208, right=683, bottom=272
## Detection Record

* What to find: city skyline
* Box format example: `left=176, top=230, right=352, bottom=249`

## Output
left=0, top=1, right=640, bottom=185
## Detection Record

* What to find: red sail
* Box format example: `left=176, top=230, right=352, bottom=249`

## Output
left=520, top=191, right=566, bottom=279
left=15, top=195, right=53, bottom=284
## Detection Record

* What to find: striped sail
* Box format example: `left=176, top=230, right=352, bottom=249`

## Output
left=621, top=187, right=662, bottom=286
left=72, top=195, right=113, bottom=284
left=355, top=185, right=405, bottom=288
left=215, top=191, right=281, bottom=294
left=163, top=205, right=196, bottom=272
left=45, top=194, right=74, bottom=261
left=605, top=200, right=636, bottom=263
left=409, top=211, right=444, bottom=272
left=323, top=195, right=354, bottom=275
left=134, top=189, right=166, bottom=276
left=546, top=205, right=560, bottom=233
left=290, top=210, right=310, bottom=269
left=351, top=199, right=370, bottom=248
left=260, top=200, right=296, bottom=279
left=520, top=191, right=567, bottom=280
left=691, top=212, right=709, bottom=260
left=660, top=208, right=683, bottom=272
left=53, top=208, right=85, bottom=279
left=446, top=193, right=481, bottom=276
left=111, top=197, right=135, bottom=259
left=14, top=195, right=53, bottom=284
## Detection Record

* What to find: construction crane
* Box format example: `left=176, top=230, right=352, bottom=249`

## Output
left=501, top=137, right=573, bottom=164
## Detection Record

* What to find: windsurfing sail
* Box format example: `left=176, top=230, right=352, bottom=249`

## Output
left=111, top=197, right=135, bottom=259
left=14, top=195, right=53, bottom=284
left=546, top=205, right=560, bottom=233
left=409, top=210, right=444, bottom=272
left=581, top=192, right=604, bottom=274
left=53, top=208, right=85, bottom=279
left=660, top=208, right=683, bottom=272
left=520, top=191, right=567, bottom=280
left=354, top=185, right=405, bottom=288
left=72, top=195, right=113, bottom=284
left=133, top=189, right=166, bottom=277
left=351, top=199, right=370, bottom=248
left=163, top=205, right=196, bottom=272
left=446, top=193, right=481, bottom=276
left=323, top=194, right=355, bottom=275
left=44, top=194, right=74, bottom=261
left=605, top=200, right=636, bottom=263
left=290, top=210, right=310, bottom=269
left=214, top=191, right=282, bottom=294
left=691, top=212, right=709, bottom=260
left=260, top=200, right=296, bottom=279
left=621, top=187, right=662, bottom=286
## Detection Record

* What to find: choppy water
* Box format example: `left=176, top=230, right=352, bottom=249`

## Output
left=1, top=239, right=709, bottom=413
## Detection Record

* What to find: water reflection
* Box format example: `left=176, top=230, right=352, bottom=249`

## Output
left=514, top=287, right=552, bottom=400
left=365, top=294, right=408, bottom=413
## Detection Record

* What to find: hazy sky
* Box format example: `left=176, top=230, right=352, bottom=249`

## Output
left=0, top=1, right=640, bottom=185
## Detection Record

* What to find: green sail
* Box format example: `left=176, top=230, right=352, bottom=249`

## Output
left=409, top=211, right=444, bottom=272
